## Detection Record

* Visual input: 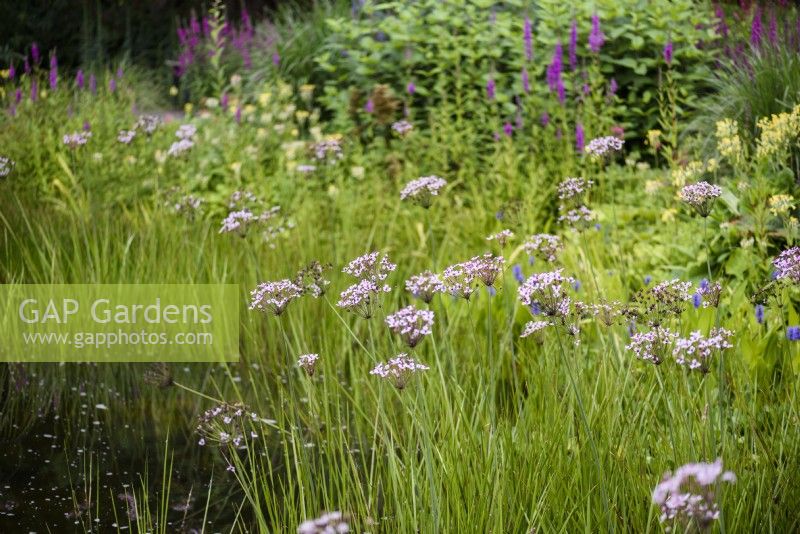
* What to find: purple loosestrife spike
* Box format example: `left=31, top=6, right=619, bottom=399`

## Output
left=486, top=77, right=496, bottom=101
left=547, top=43, right=563, bottom=92
left=557, top=77, right=566, bottom=104
left=31, top=42, right=40, bottom=64
left=609, top=78, right=618, bottom=95
left=221, top=92, right=229, bottom=111
left=503, top=122, right=513, bottom=137
left=14, top=88, right=22, bottom=104
left=116, top=66, right=123, bottom=79
left=272, top=52, right=280, bottom=66
left=49, top=53, right=57, bottom=90
left=76, top=69, right=84, bottom=89
left=30, top=80, right=37, bottom=102
left=235, top=107, right=242, bottom=124
left=406, top=81, right=416, bottom=95
left=524, top=16, right=533, bottom=62
left=575, top=123, right=585, bottom=154
left=751, top=8, right=763, bottom=47
left=8, top=63, right=14, bottom=80
left=109, top=77, right=116, bottom=93
left=23, top=57, right=30, bottom=74
left=755, top=304, right=765, bottom=324
left=540, top=112, right=549, bottom=127
left=569, top=20, right=578, bottom=70
left=768, top=12, right=778, bottom=46
left=588, top=13, right=605, bottom=53
left=521, top=68, right=530, bottom=94
left=365, top=99, right=374, bottom=113
left=83, top=120, right=91, bottom=132
left=89, top=73, right=97, bottom=95
left=663, top=41, right=673, bottom=65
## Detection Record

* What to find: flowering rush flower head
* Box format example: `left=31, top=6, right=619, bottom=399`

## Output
left=337, top=279, right=391, bottom=319
left=219, top=209, right=256, bottom=235
left=464, top=253, right=505, bottom=287
left=196, top=401, right=262, bottom=448
left=297, top=353, right=319, bottom=376
left=442, top=261, right=477, bottom=300
left=0, top=156, right=15, bottom=178
left=585, top=136, right=625, bottom=158
left=135, top=114, right=161, bottom=135
left=627, top=327, right=678, bottom=365
left=312, top=139, right=343, bottom=163
left=523, top=234, right=563, bottom=263
left=679, top=181, right=722, bottom=217
left=673, top=328, right=733, bottom=372
left=370, top=353, right=429, bottom=389
left=176, top=123, right=197, bottom=140
left=250, top=279, right=303, bottom=316
left=773, top=246, right=800, bottom=283
left=558, top=177, right=594, bottom=201
left=294, top=260, right=331, bottom=298
left=62, top=131, right=92, bottom=149
left=625, top=279, right=694, bottom=327
left=697, top=279, right=722, bottom=308
left=343, top=251, right=396, bottom=283
left=117, top=129, right=136, bottom=144
left=168, top=138, right=194, bottom=158
left=400, top=175, right=447, bottom=208
left=520, top=320, right=550, bottom=341
left=405, top=271, right=445, bottom=303
left=297, top=511, right=350, bottom=534
left=588, top=13, right=605, bottom=53
left=652, top=458, right=735, bottom=530
left=517, top=269, right=575, bottom=318
left=391, top=120, right=413, bottom=137
left=487, top=229, right=514, bottom=247
left=386, top=305, right=434, bottom=348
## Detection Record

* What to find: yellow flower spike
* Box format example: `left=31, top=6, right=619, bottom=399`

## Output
left=661, top=208, right=678, bottom=223
left=184, top=102, right=193, bottom=115
left=169, top=86, right=179, bottom=96
left=258, top=92, right=271, bottom=107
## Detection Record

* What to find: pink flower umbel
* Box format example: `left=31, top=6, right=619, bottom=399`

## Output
left=405, top=271, right=445, bottom=303
left=679, top=181, right=722, bottom=217
left=342, top=251, right=396, bottom=282
left=386, top=305, right=434, bottom=348
left=297, top=353, right=319, bottom=376
left=486, top=229, right=514, bottom=247
left=337, top=279, right=391, bottom=319
left=626, top=328, right=678, bottom=365
left=250, top=279, right=303, bottom=316
left=523, top=234, right=563, bottom=263
left=773, top=246, right=800, bottom=283
left=297, top=511, right=350, bottom=534
left=400, top=175, right=447, bottom=208
left=585, top=136, right=624, bottom=158
left=370, top=353, right=429, bottom=389
left=673, top=328, right=733, bottom=373
left=652, top=459, right=735, bottom=530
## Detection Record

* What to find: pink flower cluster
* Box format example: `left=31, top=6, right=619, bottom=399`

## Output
left=386, top=305, right=434, bottom=348
left=62, top=131, right=92, bottom=148
left=520, top=320, right=551, bottom=339
left=336, top=279, right=391, bottom=319
left=679, top=181, right=722, bottom=217
left=297, top=353, right=319, bottom=376
left=342, top=251, right=396, bottom=282
left=297, top=511, right=350, bottom=534
left=400, top=175, right=447, bottom=207
left=441, top=253, right=505, bottom=298
left=250, top=279, right=303, bottom=316
left=405, top=271, right=445, bottom=303
left=486, top=229, right=514, bottom=247
left=517, top=269, right=575, bottom=317
left=370, top=353, right=429, bottom=389
left=523, top=234, right=563, bottom=262
left=626, top=328, right=678, bottom=365
left=117, top=129, right=136, bottom=144
left=557, top=177, right=594, bottom=201
left=391, top=120, right=413, bottom=136
left=585, top=135, right=624, bottom=158
left=673, top=328, right=733, bottom=372
left=312, top=139, right=343, bottom=162
left=652, top=459, right=735, bottom=530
